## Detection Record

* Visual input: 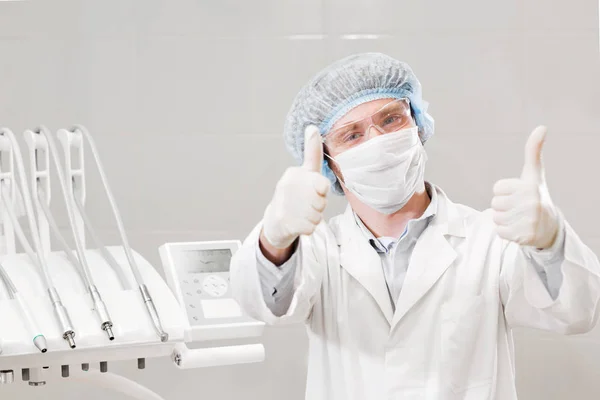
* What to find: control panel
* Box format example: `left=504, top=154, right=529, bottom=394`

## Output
left=159, top=240, right=264, bottom=342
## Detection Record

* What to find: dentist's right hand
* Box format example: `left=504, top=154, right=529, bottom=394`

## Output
left=261, top=125, right=331, bottom=251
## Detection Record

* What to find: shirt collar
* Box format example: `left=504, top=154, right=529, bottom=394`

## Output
left=353, top=182, right=438, bottom=253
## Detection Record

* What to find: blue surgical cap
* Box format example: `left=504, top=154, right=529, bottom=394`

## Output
left=283, top=52, right=435, bottom=194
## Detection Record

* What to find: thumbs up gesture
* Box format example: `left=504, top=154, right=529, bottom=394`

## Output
left=491, top=126, right=560, bottom=249
left=262, top=126, right=331, bottom=249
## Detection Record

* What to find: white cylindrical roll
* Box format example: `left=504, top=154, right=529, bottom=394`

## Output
left=173, top=344, right=265, bottom=369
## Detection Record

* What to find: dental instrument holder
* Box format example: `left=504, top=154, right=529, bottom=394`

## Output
left=1, top=127, right=182, bottom=360
left=53, top=128, right=116, bottom=341
left=24, top=131, right=80, bottom=346
left=0, top=132, right=48, bottom=360
left=62, top=126, right=169, bottom=343
left=23, top=132, right=51, bottom=257
left=55, top=129, right=85, bottom=247
left=0, top=135, right=17, bottom=256
left=0, top=126, right=265, bottom=396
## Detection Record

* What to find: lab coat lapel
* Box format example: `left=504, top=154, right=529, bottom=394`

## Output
left=391, top=186, right=465, bottom=329
left=338, top=207, right=394, bottom=325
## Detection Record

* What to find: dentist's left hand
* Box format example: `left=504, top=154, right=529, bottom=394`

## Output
left=491, top=126, right=559, bottom=249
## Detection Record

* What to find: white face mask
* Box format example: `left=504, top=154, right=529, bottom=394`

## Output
left=326, top=126, right=427, bottom=214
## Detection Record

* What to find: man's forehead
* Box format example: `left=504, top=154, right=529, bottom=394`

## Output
left=334, top=98, right=397, bottom=127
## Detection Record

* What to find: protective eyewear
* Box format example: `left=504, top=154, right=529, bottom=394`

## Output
left=323, top=98, right=413, bottom=152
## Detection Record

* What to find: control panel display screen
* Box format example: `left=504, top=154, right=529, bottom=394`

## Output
left=181, top=249, right=233, bottom=273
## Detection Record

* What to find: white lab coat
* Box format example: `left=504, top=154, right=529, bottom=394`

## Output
left=230, top=185, right=600, bottom=400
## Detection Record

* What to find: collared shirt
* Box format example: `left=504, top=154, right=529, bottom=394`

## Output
left=352, top=183, right=437, bottom=310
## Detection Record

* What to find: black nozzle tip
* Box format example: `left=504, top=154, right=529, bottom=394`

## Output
left=41, top=348, right=47, bottom=353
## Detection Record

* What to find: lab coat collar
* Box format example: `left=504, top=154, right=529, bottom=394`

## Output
left=337, top=183, right=465, bottom=246
left=353, top=182, right=440, bottom=253
left=336, top=183, right=465, bottom=328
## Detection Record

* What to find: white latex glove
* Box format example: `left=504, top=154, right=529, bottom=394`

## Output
left=262, top=126, right=331, bottom=249
left=491, top=126, right=559, bottom=249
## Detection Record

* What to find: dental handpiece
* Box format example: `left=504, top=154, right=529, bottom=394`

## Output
left=37, top=127, right=115, bottom=341
left=4, top=127, right=77, bottom=349
left=71, top=125, right=168, bottom=342
left=0, top=264, right=47, bottom=353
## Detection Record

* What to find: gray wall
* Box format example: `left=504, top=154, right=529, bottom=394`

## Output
left=0, top=0, right=599, bottom=399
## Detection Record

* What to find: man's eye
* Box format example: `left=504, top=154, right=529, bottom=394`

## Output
left=382, top=115, right=401, bottom=126
left=342, top=132, right=363, bottom=143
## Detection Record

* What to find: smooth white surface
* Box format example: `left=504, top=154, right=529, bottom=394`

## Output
left=70, top=369, right=166, bottom=400
left=173, top=343, right=265, bottom=370
left=201, top=298, right=242, bottom=319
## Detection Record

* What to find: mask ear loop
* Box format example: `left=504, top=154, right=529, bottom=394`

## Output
left=320, top=136, right=347, bottom=190
left=320, top=135, right=338, bottom=166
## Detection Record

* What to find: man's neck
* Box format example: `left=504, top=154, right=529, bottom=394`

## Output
left=347, top=182, right=431, bottom=238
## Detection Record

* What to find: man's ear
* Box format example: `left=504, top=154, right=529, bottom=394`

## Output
left=323, top=148, right=344, bottom=185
